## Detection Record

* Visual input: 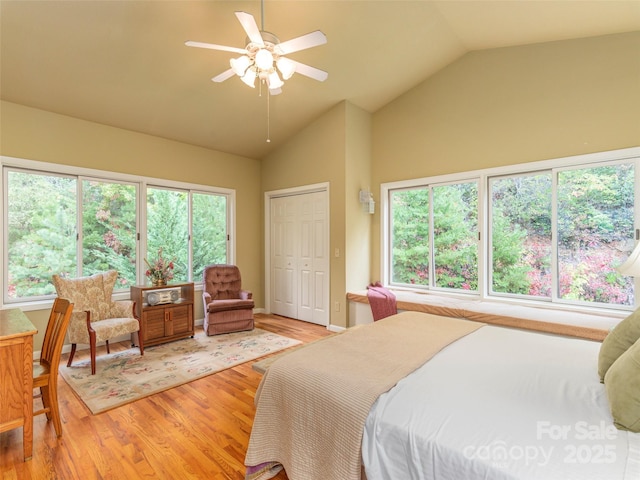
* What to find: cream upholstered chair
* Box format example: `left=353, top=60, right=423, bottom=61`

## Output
left=52, top=270, right=143, bottom=375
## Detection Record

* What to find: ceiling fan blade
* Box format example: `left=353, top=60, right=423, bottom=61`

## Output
left=287, top=60, right=328, bottom=82
left=269, top=87, right=282, bottom=96
left=276, top=30, right=327, bottom=55
left=235, top=11, right=264, bottom=46
left=185, top=41, right=247, bottom=55
left=211, top=68, right=235, bottom=83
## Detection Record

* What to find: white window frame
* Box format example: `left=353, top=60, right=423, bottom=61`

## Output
left=381, top=146, right=640, bottom=314
left=1, top=156, right=235, bottom=310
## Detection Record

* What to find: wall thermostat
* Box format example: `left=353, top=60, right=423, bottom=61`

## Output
left=147, top=289, right=180, bottom=306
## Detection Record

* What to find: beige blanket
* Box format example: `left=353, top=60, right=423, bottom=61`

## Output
left=244, top=311, right=484, bottom=480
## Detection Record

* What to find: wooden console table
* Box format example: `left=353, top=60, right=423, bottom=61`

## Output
left=130, top=282, right=194, bottom=347
left=0, top=308, right=37, bottom=461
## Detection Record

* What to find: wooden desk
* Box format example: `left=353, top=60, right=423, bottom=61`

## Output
left=0, top=309, right=37, bottom=461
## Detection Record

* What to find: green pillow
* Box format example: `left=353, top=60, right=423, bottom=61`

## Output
left=604, top=337, right=640, bottom=432
left=598, top=307, right=640, bottom=382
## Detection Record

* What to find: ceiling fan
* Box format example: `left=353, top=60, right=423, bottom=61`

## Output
left=185, top=5, right=327, bottom=95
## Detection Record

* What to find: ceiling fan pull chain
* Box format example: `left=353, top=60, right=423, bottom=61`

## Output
left=266, top=89, right=271, bottom=143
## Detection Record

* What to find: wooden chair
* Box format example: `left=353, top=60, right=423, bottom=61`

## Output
left=52, top=270, right=143, bottom=375
left=33, top=297, right=74, bottom=437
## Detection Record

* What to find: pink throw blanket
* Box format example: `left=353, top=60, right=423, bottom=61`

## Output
left=366, top=282, right=397, bottom=321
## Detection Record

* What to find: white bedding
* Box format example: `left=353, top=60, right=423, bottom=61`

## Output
left=362, top=325, right=640, bottom=480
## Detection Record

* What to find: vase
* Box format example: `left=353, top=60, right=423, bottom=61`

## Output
left=152, top=278, right=166, bottom=287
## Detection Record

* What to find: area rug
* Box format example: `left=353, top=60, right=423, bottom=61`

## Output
left=59, top=328, right=301, bottom=414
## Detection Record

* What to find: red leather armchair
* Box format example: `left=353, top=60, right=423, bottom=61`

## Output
left=202, top=264, right=255, bottom=336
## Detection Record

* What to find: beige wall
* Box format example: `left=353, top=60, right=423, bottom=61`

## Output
left=344, top=103, right=372, bottom=294
left=0, top=100, right=262, bottom=348
left=370, top=31, right=640, bottom=279
left=261, top=102, right=349, bottom=327
left=261, top=101, right=372, bottom=328
left=2, top=31, right=638, bottom=343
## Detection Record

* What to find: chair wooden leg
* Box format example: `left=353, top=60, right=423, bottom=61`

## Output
left=38, top=384, right=63, bottom=437
left=89, top=331, right=97, bottom=375
left=40, top=386, right=52, bottom=420
left=138, top=330, right=144, bottom=357
left=66, top=343, right=77, bottom=367
left=47, top=381, right=62, bottom=437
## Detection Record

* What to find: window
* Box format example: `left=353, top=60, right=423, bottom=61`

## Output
left=146, top=187, right=228, bottom=283
left=490, top=163, right=635, bottom=306
left=385, top=148, right=639, bottom=311
left=82, top=179, right=137, bottom=287
left=433, top=182, right=478, bottom=291
left=556, top=163, right=635, bottom=306
left=192, top=191, right=227, bottom=281
left=5, top=169, right=76, bottom=300
left=489, top=172, right=552, bottom=299
left=2, top=159, right=233, bottom=304
left=390, top=180, right=478, bottom=292
left=147, top=187, right=189, bottom=283
left=390, top=187, right=430, bottom=286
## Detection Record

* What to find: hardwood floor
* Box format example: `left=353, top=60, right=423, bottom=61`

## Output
left=0, top=314, right=333, bottom=480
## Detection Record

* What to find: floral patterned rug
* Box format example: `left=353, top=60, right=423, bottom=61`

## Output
left=59, top=328, right=301, bottom=414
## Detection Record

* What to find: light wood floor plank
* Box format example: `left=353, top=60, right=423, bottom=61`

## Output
left=0, top=314, right=332, bottom=479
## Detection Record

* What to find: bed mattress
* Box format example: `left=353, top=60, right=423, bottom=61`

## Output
left=362, top=326, right=640, bottom=480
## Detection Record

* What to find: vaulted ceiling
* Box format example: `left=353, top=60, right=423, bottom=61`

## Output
left=2, top=1, right=639, bottom=159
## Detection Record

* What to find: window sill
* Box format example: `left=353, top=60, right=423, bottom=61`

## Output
left=347, top=290, right=625, bottom=341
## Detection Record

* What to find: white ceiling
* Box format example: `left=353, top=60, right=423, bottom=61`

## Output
left=2, top=1, right=639, bottom=160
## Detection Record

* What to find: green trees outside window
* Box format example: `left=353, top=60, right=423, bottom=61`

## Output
left=490, top=172, right=552, bottom=298
left=6, top=170, right=76, bottom=298
left=390, top=160, right=636, bottom=308
left=147, top=187, right=189, bottom=283
left=192, top=192, right=227, bottom=281
left=392, top=182, right=478, bottom=290
left=391, top=188, right=430, bottom=286
left=4, top=166, right=230, bottom=302
left=557, top=164, right=634, bottom=305
left=82, top=179, right=137, bottom=287
left=146, top=188, right=228, bottom=284
left=433, top=182, right=478, bottom=290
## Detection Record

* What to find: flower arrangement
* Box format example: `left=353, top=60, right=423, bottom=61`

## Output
left=144, top=248, right=175, bottom=285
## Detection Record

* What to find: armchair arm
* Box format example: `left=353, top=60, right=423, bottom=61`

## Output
left=84, top=310, right=94, bottom=333
left=240, top=290, right=252, bottom=300
left=203, top=291, right=212, bottom=304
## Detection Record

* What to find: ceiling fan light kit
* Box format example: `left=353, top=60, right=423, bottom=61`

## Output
left=230, top=36, right=285, bottom=92
left=230, top=55, right=252, bottom=76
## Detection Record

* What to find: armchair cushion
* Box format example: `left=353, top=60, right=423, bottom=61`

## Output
left=91, top=316, right=140, bottom=341
left=206, top=298, right=255, bottom=313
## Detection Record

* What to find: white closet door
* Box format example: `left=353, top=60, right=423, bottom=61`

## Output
left=297, top=194, right=315, bottom=322
left=270, top=190, right=328, bottom=326
left=309, top=191, right=329, bottom=325
left=271, top=196, right=297, bottom=319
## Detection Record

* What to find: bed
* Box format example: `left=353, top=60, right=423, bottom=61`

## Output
left=244, top=311, right=640, bottom=480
